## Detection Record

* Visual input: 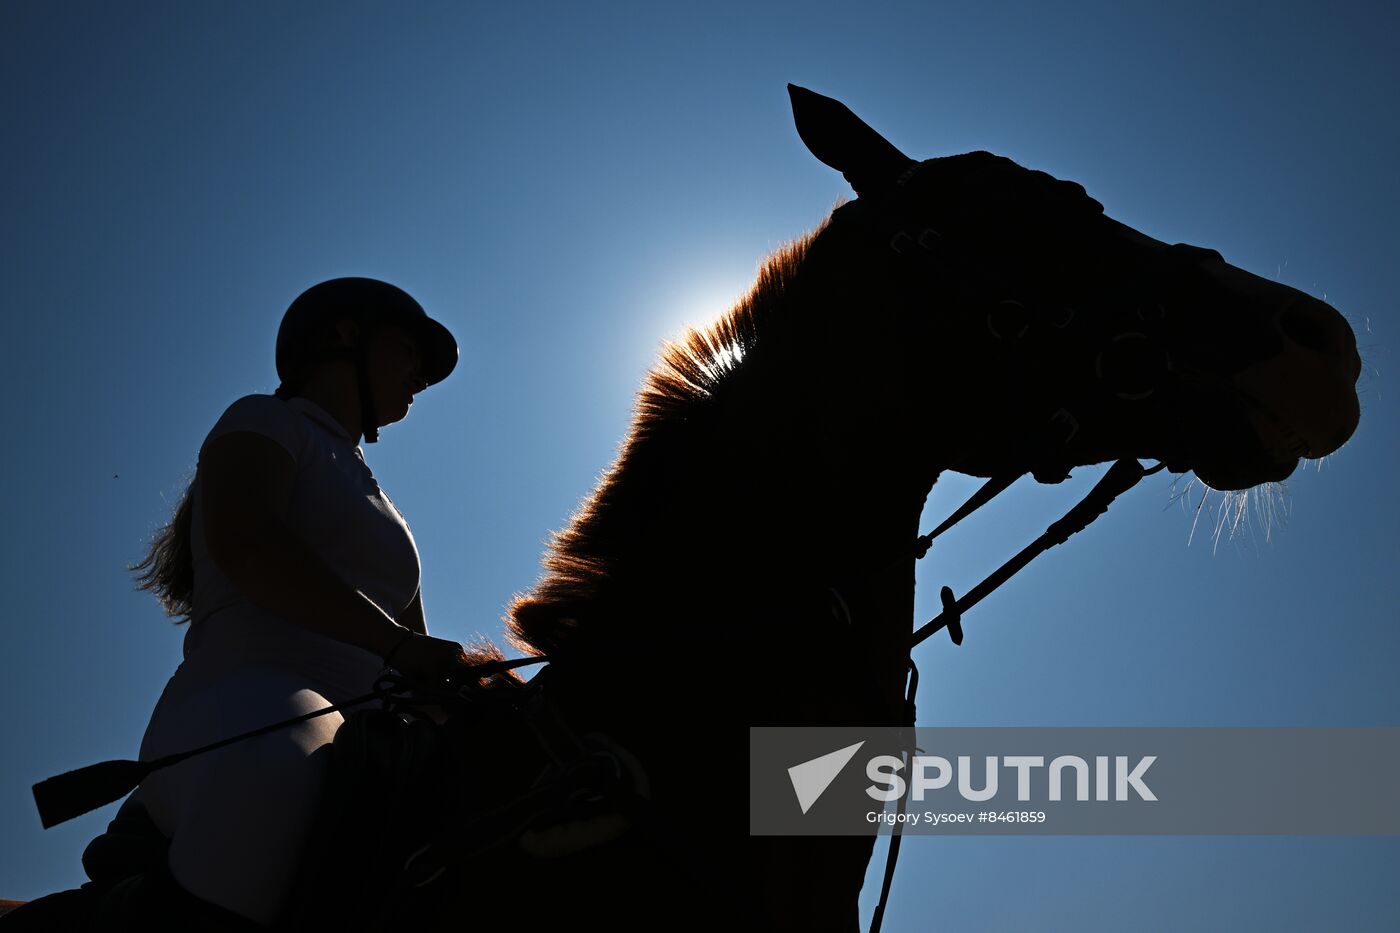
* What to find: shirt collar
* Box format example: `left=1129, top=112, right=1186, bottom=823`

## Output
left=286, top=396, right=357, bottom=443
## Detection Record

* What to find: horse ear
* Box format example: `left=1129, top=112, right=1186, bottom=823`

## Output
left=788, top=84, right=916, bottom=197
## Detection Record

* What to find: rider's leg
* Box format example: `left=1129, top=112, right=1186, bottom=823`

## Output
left=139, top=671, right=344, bottom=927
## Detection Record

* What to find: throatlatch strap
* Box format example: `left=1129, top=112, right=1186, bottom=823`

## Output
left=869, top=660, right=919, bottom=933
left=356, top=339, right=380, bottom=443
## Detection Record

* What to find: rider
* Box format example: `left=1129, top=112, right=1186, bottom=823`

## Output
left=128, top=277, right=474, bottom=927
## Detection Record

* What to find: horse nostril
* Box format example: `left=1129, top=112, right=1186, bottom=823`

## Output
left=1276, top=301, right=1334, bottom=354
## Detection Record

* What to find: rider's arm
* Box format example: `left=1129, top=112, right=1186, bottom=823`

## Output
left=199, top=430, right=408, bottom=659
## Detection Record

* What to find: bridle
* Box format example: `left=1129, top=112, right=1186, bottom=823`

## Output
left=826, top=167, right=1186, bottom=932
left=822, top=162, right=1186, bottom=651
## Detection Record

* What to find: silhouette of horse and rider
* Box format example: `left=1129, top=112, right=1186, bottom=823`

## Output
left=3, top=86, right=1360, bottom=932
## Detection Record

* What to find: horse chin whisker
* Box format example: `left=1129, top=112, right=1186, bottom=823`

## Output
left=1170, top=473, right=1289, bottom=552
left=1209, top=481, right=1289, bottom=553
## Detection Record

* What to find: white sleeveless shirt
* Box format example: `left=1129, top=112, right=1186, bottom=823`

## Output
left=166, top=394, right=421, bottom=704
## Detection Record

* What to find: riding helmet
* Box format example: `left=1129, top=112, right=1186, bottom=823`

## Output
left=275, top=277, right=459, bottom=388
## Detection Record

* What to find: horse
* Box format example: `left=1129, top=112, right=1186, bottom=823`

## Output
left=493, top=85, right=1361, bottom=930
left=5, top=85, right=1360, bottom=931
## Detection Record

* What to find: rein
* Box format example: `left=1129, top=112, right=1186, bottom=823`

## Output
left=866, top=460, right=1166, bottom=933
left=913, top=457, right=1166, bottom=648
left=30, top=656, right=550, bottom=830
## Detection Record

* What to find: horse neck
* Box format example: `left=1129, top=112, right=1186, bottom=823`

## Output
left=541, top=228, right=984, bottom=720
left=569, top=381, right=945, bottom=722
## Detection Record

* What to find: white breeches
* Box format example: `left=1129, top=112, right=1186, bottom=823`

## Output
left=136, top=668, right=349, bottom=927
left=136, top=608, right=385, bottom=925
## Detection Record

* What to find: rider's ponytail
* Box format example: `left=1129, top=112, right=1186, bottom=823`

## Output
left=131, top=480, right=196, bottom=622
left=133, top=384, right=299, bottom=622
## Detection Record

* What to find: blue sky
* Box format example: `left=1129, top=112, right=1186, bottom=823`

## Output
left=3, top=2, right=1397, bottom=929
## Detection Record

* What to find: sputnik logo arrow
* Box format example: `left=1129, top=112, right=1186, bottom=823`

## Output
left=788, top=741, right=866, bottom=814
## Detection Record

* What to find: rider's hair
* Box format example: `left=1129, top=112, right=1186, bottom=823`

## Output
left=132, top=383, right=298, bottom=621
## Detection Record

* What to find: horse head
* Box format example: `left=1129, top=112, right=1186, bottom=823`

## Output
left=498, top=88, right=1367, bottom=933
left=789, top=84, right=1361, bottom=492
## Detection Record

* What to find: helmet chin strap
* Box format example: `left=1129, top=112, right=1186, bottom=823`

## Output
left=356, top=340, right=380, bottom=444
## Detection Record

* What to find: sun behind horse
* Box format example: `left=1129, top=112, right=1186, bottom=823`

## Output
left=495, top=86, right=1361, bottom=930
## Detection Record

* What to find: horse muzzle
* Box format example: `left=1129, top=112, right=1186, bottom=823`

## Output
left=1233, top=294, right=1361, bottom=458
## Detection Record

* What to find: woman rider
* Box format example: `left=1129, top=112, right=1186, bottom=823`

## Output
left=129, top=277, right=474, bottom=927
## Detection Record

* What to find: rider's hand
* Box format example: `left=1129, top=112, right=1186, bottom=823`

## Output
left=383, top=631, right=473, bottom=684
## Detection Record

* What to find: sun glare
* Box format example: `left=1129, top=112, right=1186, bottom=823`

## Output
left=662, top=281, right=746, bottom=340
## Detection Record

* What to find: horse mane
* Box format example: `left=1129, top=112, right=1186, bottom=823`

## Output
left=505, top=220, right=831, bottom=658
